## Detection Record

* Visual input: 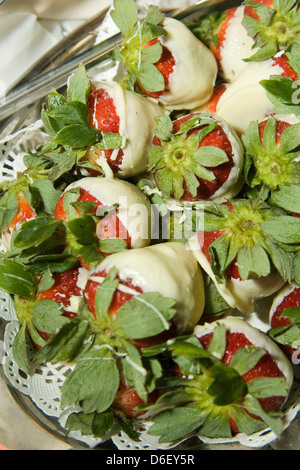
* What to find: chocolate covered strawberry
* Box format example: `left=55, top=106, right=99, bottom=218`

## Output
left=39, top=64, right=163, bottom=181
left=144, top=317, right=293, bottom=442
left=54, top=176, right=152, bottom=268
left=110, top=0, right=217, bottom=110
left=188, top=198, right=300, bottom=314
left=148, top=112, right=244, bottom=204
left=86, top=81, right=164, bottom=178
left=33, top=252, right=182, bottom=439
left=243, top=114, right=300, bottom=209
left=216, top=46, right=300, bottom=134
left=242, top=0, right=300, bottom=62
left=268, top=283, right=300, bottom=360
left=84, top=242, right=204, bottom=336
left=192, top=1, right=300, bottom=83
left=191, top=5, right=257, bottom=82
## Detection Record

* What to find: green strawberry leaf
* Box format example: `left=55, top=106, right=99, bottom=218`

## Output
left=244, top=394, right=283, bottom=436
left=148, top=405, right=208, bottom=443
left=207, top=363, right=247, bottom=406
left=260, top=76, right=300, bottom=116
left=110, top=0, right=167, bottom=94
left=67, top=64, right=91, bottom=104
left=110, top=0, right=138, bottom=39
left=269, top=323, right=300, bottom=348
left=12, top=324, right=29, bottom=374
left=54, top=124, right=99, bottom=148
left=121, top=339, right=148, bottom=402
left=270, top=184, right=300, bottom=213
left=0, top=259, right=35, bottom=298
left=114, top=292, right=176, bottom=339
left=60, top=345, right=120, bottom=414
left=34, top=317, right=90, bottom=364
left=31, top=299, right=70, bottom=335
left=12, top=217, right=61, bottom=250
left=67, top=216, right=97, bottom=246
left=236, top=244, right=271, bottom=280
left=260, top=215, right=300, bottom=244
left=247, top=376, right=289, bottom=399
left=137, top=61, right=165, bottom=93
left=230, top=346, right=266, bottom=375
left=94, top=267, right=119, bottom=321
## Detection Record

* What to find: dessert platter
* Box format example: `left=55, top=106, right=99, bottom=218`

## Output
left=1, top=0, right=300, bottom=450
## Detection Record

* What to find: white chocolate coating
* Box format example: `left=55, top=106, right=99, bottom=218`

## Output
left=216, top=58, right=284, bottom=135
left=219, top=6, right=257, bottom=83
left=194, top=316, right=294, bottom=393
left=62, top=176, right=152, bottom=248
left=89, top=241, right=205, bottom=334
left=158, top=17, right=218, bottom=110
left=89, top=81, right=165, bottom=177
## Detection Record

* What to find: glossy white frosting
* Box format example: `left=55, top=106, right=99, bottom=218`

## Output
left=158, top=17, right=218, bottom=110
left=89, top=241, right=205, bottom=334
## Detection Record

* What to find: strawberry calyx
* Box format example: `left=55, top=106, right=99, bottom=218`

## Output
left=30, top=266, right=177, bottom=438
left=111, top=0, right=170, bottom=96
left=149, top=113, right=234, bottom=201
left=198, top=198, right=300, bottom=283
left=242, top=116, right=300, bottom=204
left=142, top=320, right=289, bottom=442
left=242, top=0, right=300, bottom=62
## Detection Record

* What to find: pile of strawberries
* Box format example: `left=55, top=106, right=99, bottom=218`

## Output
left=1, top=0, right=300, bottom=448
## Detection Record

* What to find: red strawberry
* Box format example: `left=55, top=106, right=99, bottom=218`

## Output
left=85, top=81, right=164, bottom=178
left=37, top=266, right=88, bottom=319
left=6, top=193, right=36, bottom=232
left=269, top=283, right=300, bottom=360
left=149, top=112, right=244, bottom=203
left=111, top=1, right=217, bottom=110
left=113, top=383, right=158, bottom=418
left=87, top=86, right=124, bottom=175
left=198, top=83, right=228, bottom=114
left=138, top=38, right=175, bottom=99
left=84, top=242, right=205, bottom=337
